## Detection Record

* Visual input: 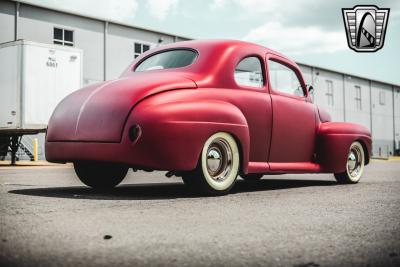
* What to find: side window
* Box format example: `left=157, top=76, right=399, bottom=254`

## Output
left=234, top=57, right=264, bottom=88
left=268, top=60, right=304, bottom=97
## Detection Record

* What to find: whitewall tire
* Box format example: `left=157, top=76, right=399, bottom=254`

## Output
left=182, top=132, right=240, bottom=195
left=334, top=141, right=365, bottom=184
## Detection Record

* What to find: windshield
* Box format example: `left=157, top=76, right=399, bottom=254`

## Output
left=135, top=49, right=198, bottom=72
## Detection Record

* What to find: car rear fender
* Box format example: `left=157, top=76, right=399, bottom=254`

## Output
left=127, top=97, right=250, bottom=172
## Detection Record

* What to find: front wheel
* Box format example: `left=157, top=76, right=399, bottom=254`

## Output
left=334, top=141, right=365, bottom=184
left=182, top=132, right=240, bottom=195
left=74, top=162, right=128, bottom=190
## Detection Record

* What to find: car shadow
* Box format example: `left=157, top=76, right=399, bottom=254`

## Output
left=8, top=179, right=338, bottom=200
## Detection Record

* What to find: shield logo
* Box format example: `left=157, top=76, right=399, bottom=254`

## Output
left=342, top=5, right=390, bottom=52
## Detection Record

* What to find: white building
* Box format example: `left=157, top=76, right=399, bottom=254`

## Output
left=0, top=0, right=399, bottom=159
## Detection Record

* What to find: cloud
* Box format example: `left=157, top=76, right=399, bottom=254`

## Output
left=392, top=9, right=400, bottom=19
left=50, top=0, right=139, bottom=22
left=243, top=21, right=347, bottom=55
left=102, top=0, right=139, bottom=21
left=146, top=0, right=179, bottom=20
left=210, top=0, right=317, bottom=18
left=210, top=0, right=228, bottom=10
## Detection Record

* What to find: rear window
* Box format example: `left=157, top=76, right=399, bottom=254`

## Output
left=135, top=49, right=198, bottom=72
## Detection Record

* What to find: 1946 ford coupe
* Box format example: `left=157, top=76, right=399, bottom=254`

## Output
left=45, top=40, right=371, bottom=195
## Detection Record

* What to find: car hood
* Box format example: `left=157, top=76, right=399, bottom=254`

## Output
left=46, top=73, right=197, bottom=142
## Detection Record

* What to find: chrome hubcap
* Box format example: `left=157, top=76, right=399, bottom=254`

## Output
left=207, top=148, right=222, bottom=173
left=347, top=145, right=362, bottom=178
left=206, top=138, right=232, bottom=182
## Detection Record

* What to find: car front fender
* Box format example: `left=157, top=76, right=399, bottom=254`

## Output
left=316, top=122, right=372, bottom=173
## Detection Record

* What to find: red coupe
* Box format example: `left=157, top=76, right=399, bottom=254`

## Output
left=45, top=40, right=372, bottom=195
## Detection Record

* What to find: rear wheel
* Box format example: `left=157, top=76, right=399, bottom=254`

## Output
left=182, top=132, right=240, bottom=195
left=334, top=141, right=365, bottom=184
left=74, top=162, right=128, bottom=190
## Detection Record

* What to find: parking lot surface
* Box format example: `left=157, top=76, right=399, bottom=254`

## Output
left=1, top=161, right=399, bottom=267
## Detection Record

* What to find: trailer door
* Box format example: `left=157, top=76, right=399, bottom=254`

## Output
left=0, top=45, right=19, bottom=129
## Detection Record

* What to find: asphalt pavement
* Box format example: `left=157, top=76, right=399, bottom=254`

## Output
left=0, top=160, right=399, bottom=267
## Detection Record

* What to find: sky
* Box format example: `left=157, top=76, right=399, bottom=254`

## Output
left=23, top=0, right=400, bottom=85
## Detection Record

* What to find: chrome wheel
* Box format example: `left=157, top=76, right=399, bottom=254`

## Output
left=182, top=132, right=240, bottom=195
left=206, top=138, right=233, bottom=182
left=334, top=141, right=365, bottom=184
left=199, top=132, right=240, bottom=192
left=346, top=142, right=364, bottom=182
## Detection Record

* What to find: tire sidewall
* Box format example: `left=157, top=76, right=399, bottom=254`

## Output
left=200, top=132, right=240, bottom=191
left=346, top=141, right=365, bottom=183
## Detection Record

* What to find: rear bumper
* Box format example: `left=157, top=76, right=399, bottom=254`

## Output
left=46, top=141, right=133, bottom=165
left=45, top=120, right=207, bottom=171
left=45, top=138, right=202, bottom=171
left=45, top=131, right=200, bottom=171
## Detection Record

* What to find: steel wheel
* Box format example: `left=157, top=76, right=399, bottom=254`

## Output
left=205, top=137, right=233, bottom=183
left=334, top=141, right=365, bottom=184
left=346, top=143, right=364, bottom=181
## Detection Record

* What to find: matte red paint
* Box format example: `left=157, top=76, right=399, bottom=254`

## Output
left=45, top=40, right=372, bottom=174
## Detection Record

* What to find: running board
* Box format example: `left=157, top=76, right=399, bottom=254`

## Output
left=247, top=161, right=322, bottom=174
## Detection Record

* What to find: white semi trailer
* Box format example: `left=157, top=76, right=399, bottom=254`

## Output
left=0, top=40, right=82, bottom=164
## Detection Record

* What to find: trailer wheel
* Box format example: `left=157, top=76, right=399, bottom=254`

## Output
left=0, top=135, right=11, bottom=157
left=74, top=162, right=128, bottom=190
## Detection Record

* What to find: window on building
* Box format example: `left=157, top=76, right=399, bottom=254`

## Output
left=379, top=90, right=386, bottom=105
left=53, top=27, right=74, bottom=46
left=134, top=42, right=151, bottom=58
left=326, top=80, right=334, bottom=106
left=268, top=60, right=304, bottom=96
left=355, top=85, right=362, bottom=110
left=234, top=57, right=264, bottom=88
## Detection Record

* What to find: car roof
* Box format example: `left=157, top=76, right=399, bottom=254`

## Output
left=123, top=39, right=303, bottom=89
left=153, top=39, right=289, bottom=60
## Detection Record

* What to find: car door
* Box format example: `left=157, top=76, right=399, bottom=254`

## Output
left=266, top=54, right=317, bottom=167
left=231, top=55, right=273, bottom=163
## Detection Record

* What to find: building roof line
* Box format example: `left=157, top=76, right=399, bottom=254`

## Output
left=296, top=61, right=400, bottom=88
left=11, top=0, right=193, bottom=40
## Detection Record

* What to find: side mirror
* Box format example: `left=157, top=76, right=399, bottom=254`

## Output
left=307, top=85, right=314, bottom=94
